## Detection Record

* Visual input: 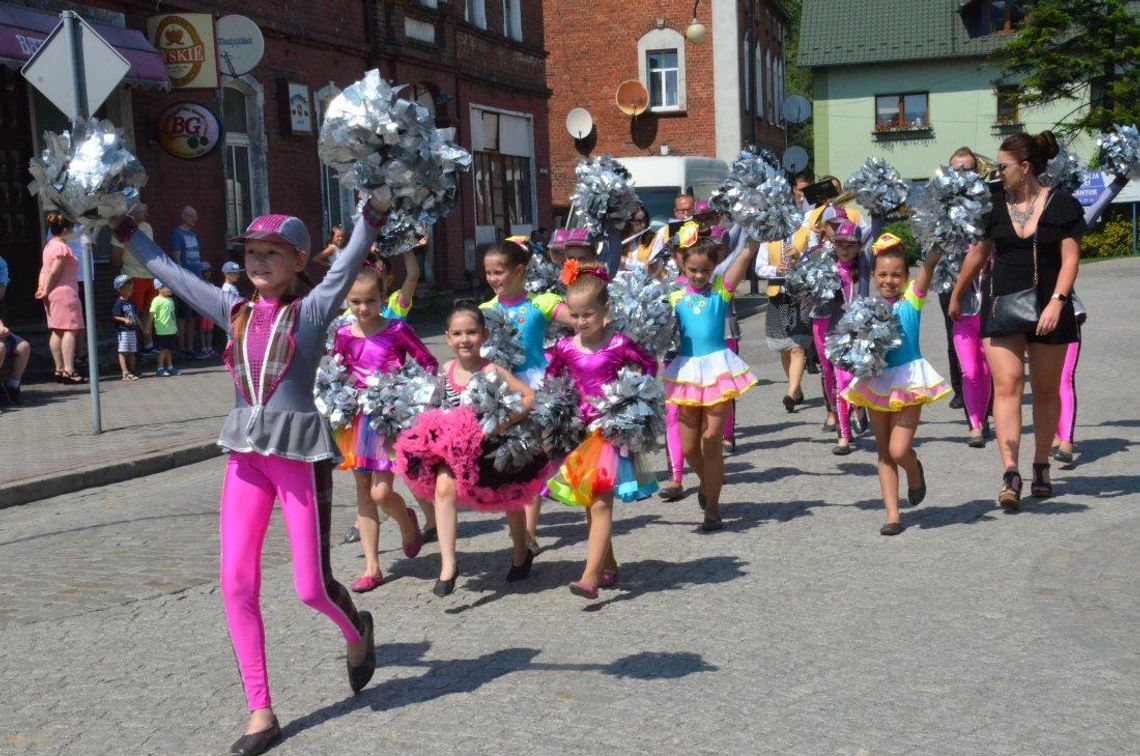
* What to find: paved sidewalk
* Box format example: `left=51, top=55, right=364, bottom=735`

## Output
left=0, top=259, right=1137, bottom=754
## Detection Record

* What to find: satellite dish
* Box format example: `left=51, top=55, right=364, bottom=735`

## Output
left=565, top=108, right=594, bottom=140
left=216, top=15, right=265, bottom=77
left=615, top=80, right=649, bottom=117
left=783, top=145, right=809, bottom=173
left=781, top=94, right=812, bottom=125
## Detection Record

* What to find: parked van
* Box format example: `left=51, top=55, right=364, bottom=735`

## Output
left=615, top=156, right=729, bottom=222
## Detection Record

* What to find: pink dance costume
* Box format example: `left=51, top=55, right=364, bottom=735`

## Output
left=545, top=332, right=660, bottom=506
left=395, top=361, right=550, bottom=512
left=117, top=209, right=386, bottom=711
left=331, top=320, right=437, bottom=472
left=842, top=282, right=952, bottom=412
left=810, top=258, right=857, bottom=439
left=951, top=309, right=991, bottom=431
left=664, top=277, right=757, bottom=406
left=1057, top=324, right=1081, bottom=444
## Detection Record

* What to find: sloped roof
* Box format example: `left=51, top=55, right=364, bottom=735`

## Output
left=798, top=0, right=1005, bottom=68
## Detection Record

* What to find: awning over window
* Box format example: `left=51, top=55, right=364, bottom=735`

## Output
left=0, top=3, right=170, bottom=91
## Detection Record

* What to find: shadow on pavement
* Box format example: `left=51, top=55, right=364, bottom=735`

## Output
left=280, top=645, right=718, bottom=739
left=849, top=496, right=1090, bottom=527
left=1059, top=437, right=1135, bottom=467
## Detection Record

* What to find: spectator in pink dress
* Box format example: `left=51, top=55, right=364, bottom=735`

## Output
left=35, top=212, right=87, bottom=384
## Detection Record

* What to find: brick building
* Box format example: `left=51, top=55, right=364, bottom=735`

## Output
left=0, top=0, right=550, bottom=339
left=544, top=0, right=791, bottom=217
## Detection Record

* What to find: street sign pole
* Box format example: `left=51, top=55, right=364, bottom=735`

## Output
left=63, top=10, right=102, bottom=434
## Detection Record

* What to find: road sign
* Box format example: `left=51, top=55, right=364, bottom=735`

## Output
left=21, top=14, right=129, bottom=122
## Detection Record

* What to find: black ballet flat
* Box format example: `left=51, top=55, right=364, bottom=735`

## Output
left=967, top=433, right=986, bottom=449
left=831, top=442, right=853, bottom=456
left=905, top=459, right=926, bottom=508
left=432, top=570, right=458, bottom=597
left=230, top=719, right=281, bottom=756
left=506, top=550, right=534, bottom=582
left=1051, top=447, right=1074, bottom=465
left=879, top=521, right=905, bottom=536
left=701, top=517, right=724, bottom=532
left=782, top=394, right=797, bottom=413
left=347, top=611, right=375, bottom=694
left=421, top=526, right=438, bottom=544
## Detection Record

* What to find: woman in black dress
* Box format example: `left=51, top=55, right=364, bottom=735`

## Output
left=949, top=131, right=1085, bottom=510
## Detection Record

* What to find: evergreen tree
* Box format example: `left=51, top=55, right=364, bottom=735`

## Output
left=999, top=0, right=1140, bottom=135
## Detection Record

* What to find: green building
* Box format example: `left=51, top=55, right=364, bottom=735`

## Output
left=798, top=0, right=1098, bottom=182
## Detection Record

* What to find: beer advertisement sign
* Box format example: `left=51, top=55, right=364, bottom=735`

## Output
left=147, top=13, right=219, bottom=89
left=156, top=102, right=221, bottom=159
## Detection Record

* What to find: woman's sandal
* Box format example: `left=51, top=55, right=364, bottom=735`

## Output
left=999, top=469, right=1022, bottom=512
left=1030, top=462, right=1053, bottom=499
left=60, top=371, right=87, bottom=384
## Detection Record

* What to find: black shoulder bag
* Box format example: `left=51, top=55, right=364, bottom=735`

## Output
left=986, top=192, right=1055, bottom=337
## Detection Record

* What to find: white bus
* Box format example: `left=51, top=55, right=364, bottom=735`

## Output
left=615, top=156, right=729, bottom=223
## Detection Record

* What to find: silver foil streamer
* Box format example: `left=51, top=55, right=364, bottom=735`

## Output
left=607, top=267, right=678, bottom=359
left=570, top=155, right=640, bottom=234
left=587, top=367, right=666, bottom=453
left=784, top=243, right=841, bottom=301
left=461, top=370, right=525, bottom=437
left=313, top=354, right=359, bottom=431
left=910, top=166, right=991, bottom=258
left=1040, top=146, right=1087, bottom=192
left=531, top=374, right=584, bottom=456
left=27, top=118, right=147, bottom=228
left=710, top=149, right=802, bottom=242
left=845, top=157, right=909, bottom=215
left=488, top=421, right=544, bottom=473
left=525, top=252, right=564, bottom=296
left=930, top=247, right=967, bottom=295
left=359, top=357, right=443, bottom=439
left=318, top=70, right=472, bottom=256
left=824, top=296, right=902, bottom=378
left=480, top=307, right=527, bottom=370
left=1098, top=124, right=1140, bottom=180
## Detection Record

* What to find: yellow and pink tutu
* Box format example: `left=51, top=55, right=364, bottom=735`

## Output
left=335, top=413, right=395, bottom=473
left=841, top=358, right=951, bottom=412
left=546, top=430, right=658, bottom=507
left=663, top=348, right=758, bottom=407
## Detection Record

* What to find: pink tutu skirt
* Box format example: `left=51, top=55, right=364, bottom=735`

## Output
left=335, top=414, right=394, bottom=473
left=841, top=358, right=952, bottom=412
left=394, top=407, right=550, bottom=513
left=663, top=348, right=757, bottom=407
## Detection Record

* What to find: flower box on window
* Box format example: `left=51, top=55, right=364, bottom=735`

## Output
left=872, top=122, right=934, bottom=140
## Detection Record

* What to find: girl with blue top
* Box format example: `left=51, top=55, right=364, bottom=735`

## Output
left=662, top=222, right=759, bottom=531
left=842, top=235, right=951, bottom=536
left=481, top=237, right=575, bottom=550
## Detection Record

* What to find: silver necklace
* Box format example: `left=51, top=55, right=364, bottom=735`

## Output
left=1007, top=189, right=1039, bottom=227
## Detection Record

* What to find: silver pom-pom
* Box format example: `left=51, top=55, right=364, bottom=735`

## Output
left=488, top=422, right=544, bottom=473
left=784, top=243, right=840, bottom=301
left=1098, top=124, right=1140, bottom=180
left=313, top=354, right=359, bottom=431
left=606, top=267, right=678, bottom=359
left=1040, top=146, right=1087, bottom=192
left=910, top=166, right=991, bottom=257
left=531, top=375, right=584, bottom=456
left=318, top=70, right=472, bottom=256
left=587, top=367, right=665, bottom=453
left=709, top=150, right=802, bottom=242
left=525, top=252, right=564, bottom=296
left=359, top=357, right=442, bottom=439
left=824, top=297, right=901, bottom=378
left=571, top=155, right=640, bottom=234
left=544, top=320, right=574, bottom=350
left=845, top=157, right=909, bottom=215
left=480, top=307, right=526, bottom=370
left=461, top=370, right=525, bottom=437
left=930, top=250, right=966, bottom=295
left=27, top=118, right=147, bottom=228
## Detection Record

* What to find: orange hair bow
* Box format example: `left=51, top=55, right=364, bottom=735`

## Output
left=872, top=232, right=904, bottom=255
left=560, top=259, right=609, bottom=287
left=675, top=220, right=700, bottom=249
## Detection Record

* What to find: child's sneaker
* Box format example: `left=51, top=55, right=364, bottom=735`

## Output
left=167, top=367, right=181, bottom=376
left=155, top=367, right=168, bottom=377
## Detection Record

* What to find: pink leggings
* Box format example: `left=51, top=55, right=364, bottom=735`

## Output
left=220, top=452, right=365, bottom=710
left=951, top=314, right=991, bottom=431
left=812, top=318, right=853, bottom=439
left=723, top=337, right=738, bottom=441
left=1056, top=335, right=1080, bottom=443
left=666, top=403, right=683, bottom=485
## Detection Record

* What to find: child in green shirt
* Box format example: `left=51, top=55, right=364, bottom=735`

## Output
left=150, top=280, right=180, bottom=376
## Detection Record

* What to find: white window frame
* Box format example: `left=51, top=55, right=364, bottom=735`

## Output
left=646, top=49, right=680, bottom=111
left=465, top=0, right=486, bottom=29
left=502, top=0, right=522, bottom=41
left=637, top=27, right=687, bottom=112
left=220, top=76, right=269, bottom=240
left=314, top=82, right=358, bottom=241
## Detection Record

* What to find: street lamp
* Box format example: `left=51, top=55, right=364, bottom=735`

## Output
left=685, top=0, right=708, bottom=43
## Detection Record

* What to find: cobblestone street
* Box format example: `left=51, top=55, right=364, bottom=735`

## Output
left=1, top=259, right=1138, bottom=755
